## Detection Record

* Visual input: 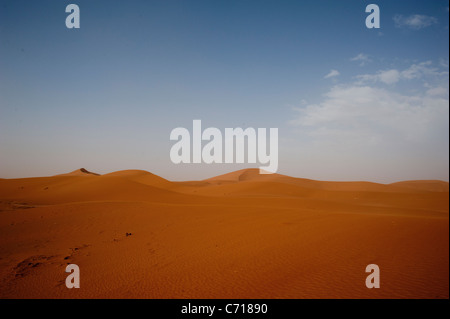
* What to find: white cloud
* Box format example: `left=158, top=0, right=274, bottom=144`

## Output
left=377, top=69, right=401, bottom=84
left=350, top=53, right=372, bottom=66
left=287, top=59, right=449, bottom=182
left=357, top=69, right=400, bottom=84
left=426, top=86, right=449, bottom=97
left=379, top=69, right=401, bottom=84
left=290, top=85, right=449, bottom=166
left=324, top=69, right=340, bottom=79
left=401, top=61, right=439, bottom=79
left=356, top=61, right=441, bottom=85
left=394, top=14, right=438, bottom=29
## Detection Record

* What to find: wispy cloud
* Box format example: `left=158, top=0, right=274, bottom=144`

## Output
left=394, top=14, right=438, bottom=29
left=350, top=53, right=372, bottom=66
left=288, top=59, right=449, bottom=181
left=357, top=69, right=400, bottom=85
left=289, top=84, right=449, bottom=179
left=356, top=61, right=443, bottom=85
left=426, top=85, right=449, bottom=97
left=291, top=85, right=449, bottom=172
left=291, top=85, right=448, bottom=138
left=324, top=69, right=340, bottom=79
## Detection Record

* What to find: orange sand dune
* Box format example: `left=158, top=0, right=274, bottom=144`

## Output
left=56, top=168, right=100, bottom=177
left=389, top=180, right=450, bottom=192
left=0, top=168, right=448, bottom=299
left=103, top=170, right=173, bottom=189
left=204, top=168, right=434, bottom=193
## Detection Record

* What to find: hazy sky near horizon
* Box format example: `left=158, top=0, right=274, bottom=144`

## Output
left=0, top=0, right=449, bottom=182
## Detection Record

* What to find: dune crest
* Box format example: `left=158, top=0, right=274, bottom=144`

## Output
left=57, top=168, right=100, bottom=177
left=206, top=168, right=283, bottom=182
left=390, top=180, right=450, bottom=192
left=103, top=169, right=173, bottom=189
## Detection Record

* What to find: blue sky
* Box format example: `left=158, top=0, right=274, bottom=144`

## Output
left=0, top=0, right=449, bottom=182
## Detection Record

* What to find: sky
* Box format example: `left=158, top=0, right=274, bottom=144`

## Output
left=0, top=0, right=449, bottom=182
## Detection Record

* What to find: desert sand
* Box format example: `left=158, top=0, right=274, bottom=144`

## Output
left=0, top=168, right=448, bottom=299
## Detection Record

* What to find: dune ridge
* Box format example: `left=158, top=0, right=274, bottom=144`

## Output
left=56, top=168, right=100, bottom=177
left=0, top=168, right=448, bottom=298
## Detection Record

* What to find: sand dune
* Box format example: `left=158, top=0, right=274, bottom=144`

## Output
left=103, top=170, right=173, bottom=189
left=390, top=180, right=450, bottom=193
left=56, top=168, right=100, bottom=177
left=0, top=168, right=448, bottom=298
left=204, top=168, right=436, bottom=193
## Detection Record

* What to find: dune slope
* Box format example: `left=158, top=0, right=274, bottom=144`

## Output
left=0, top=168, right=448, bottom=299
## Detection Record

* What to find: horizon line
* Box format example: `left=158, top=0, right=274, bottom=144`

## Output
left=1, top=167, right=449, bottom=185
